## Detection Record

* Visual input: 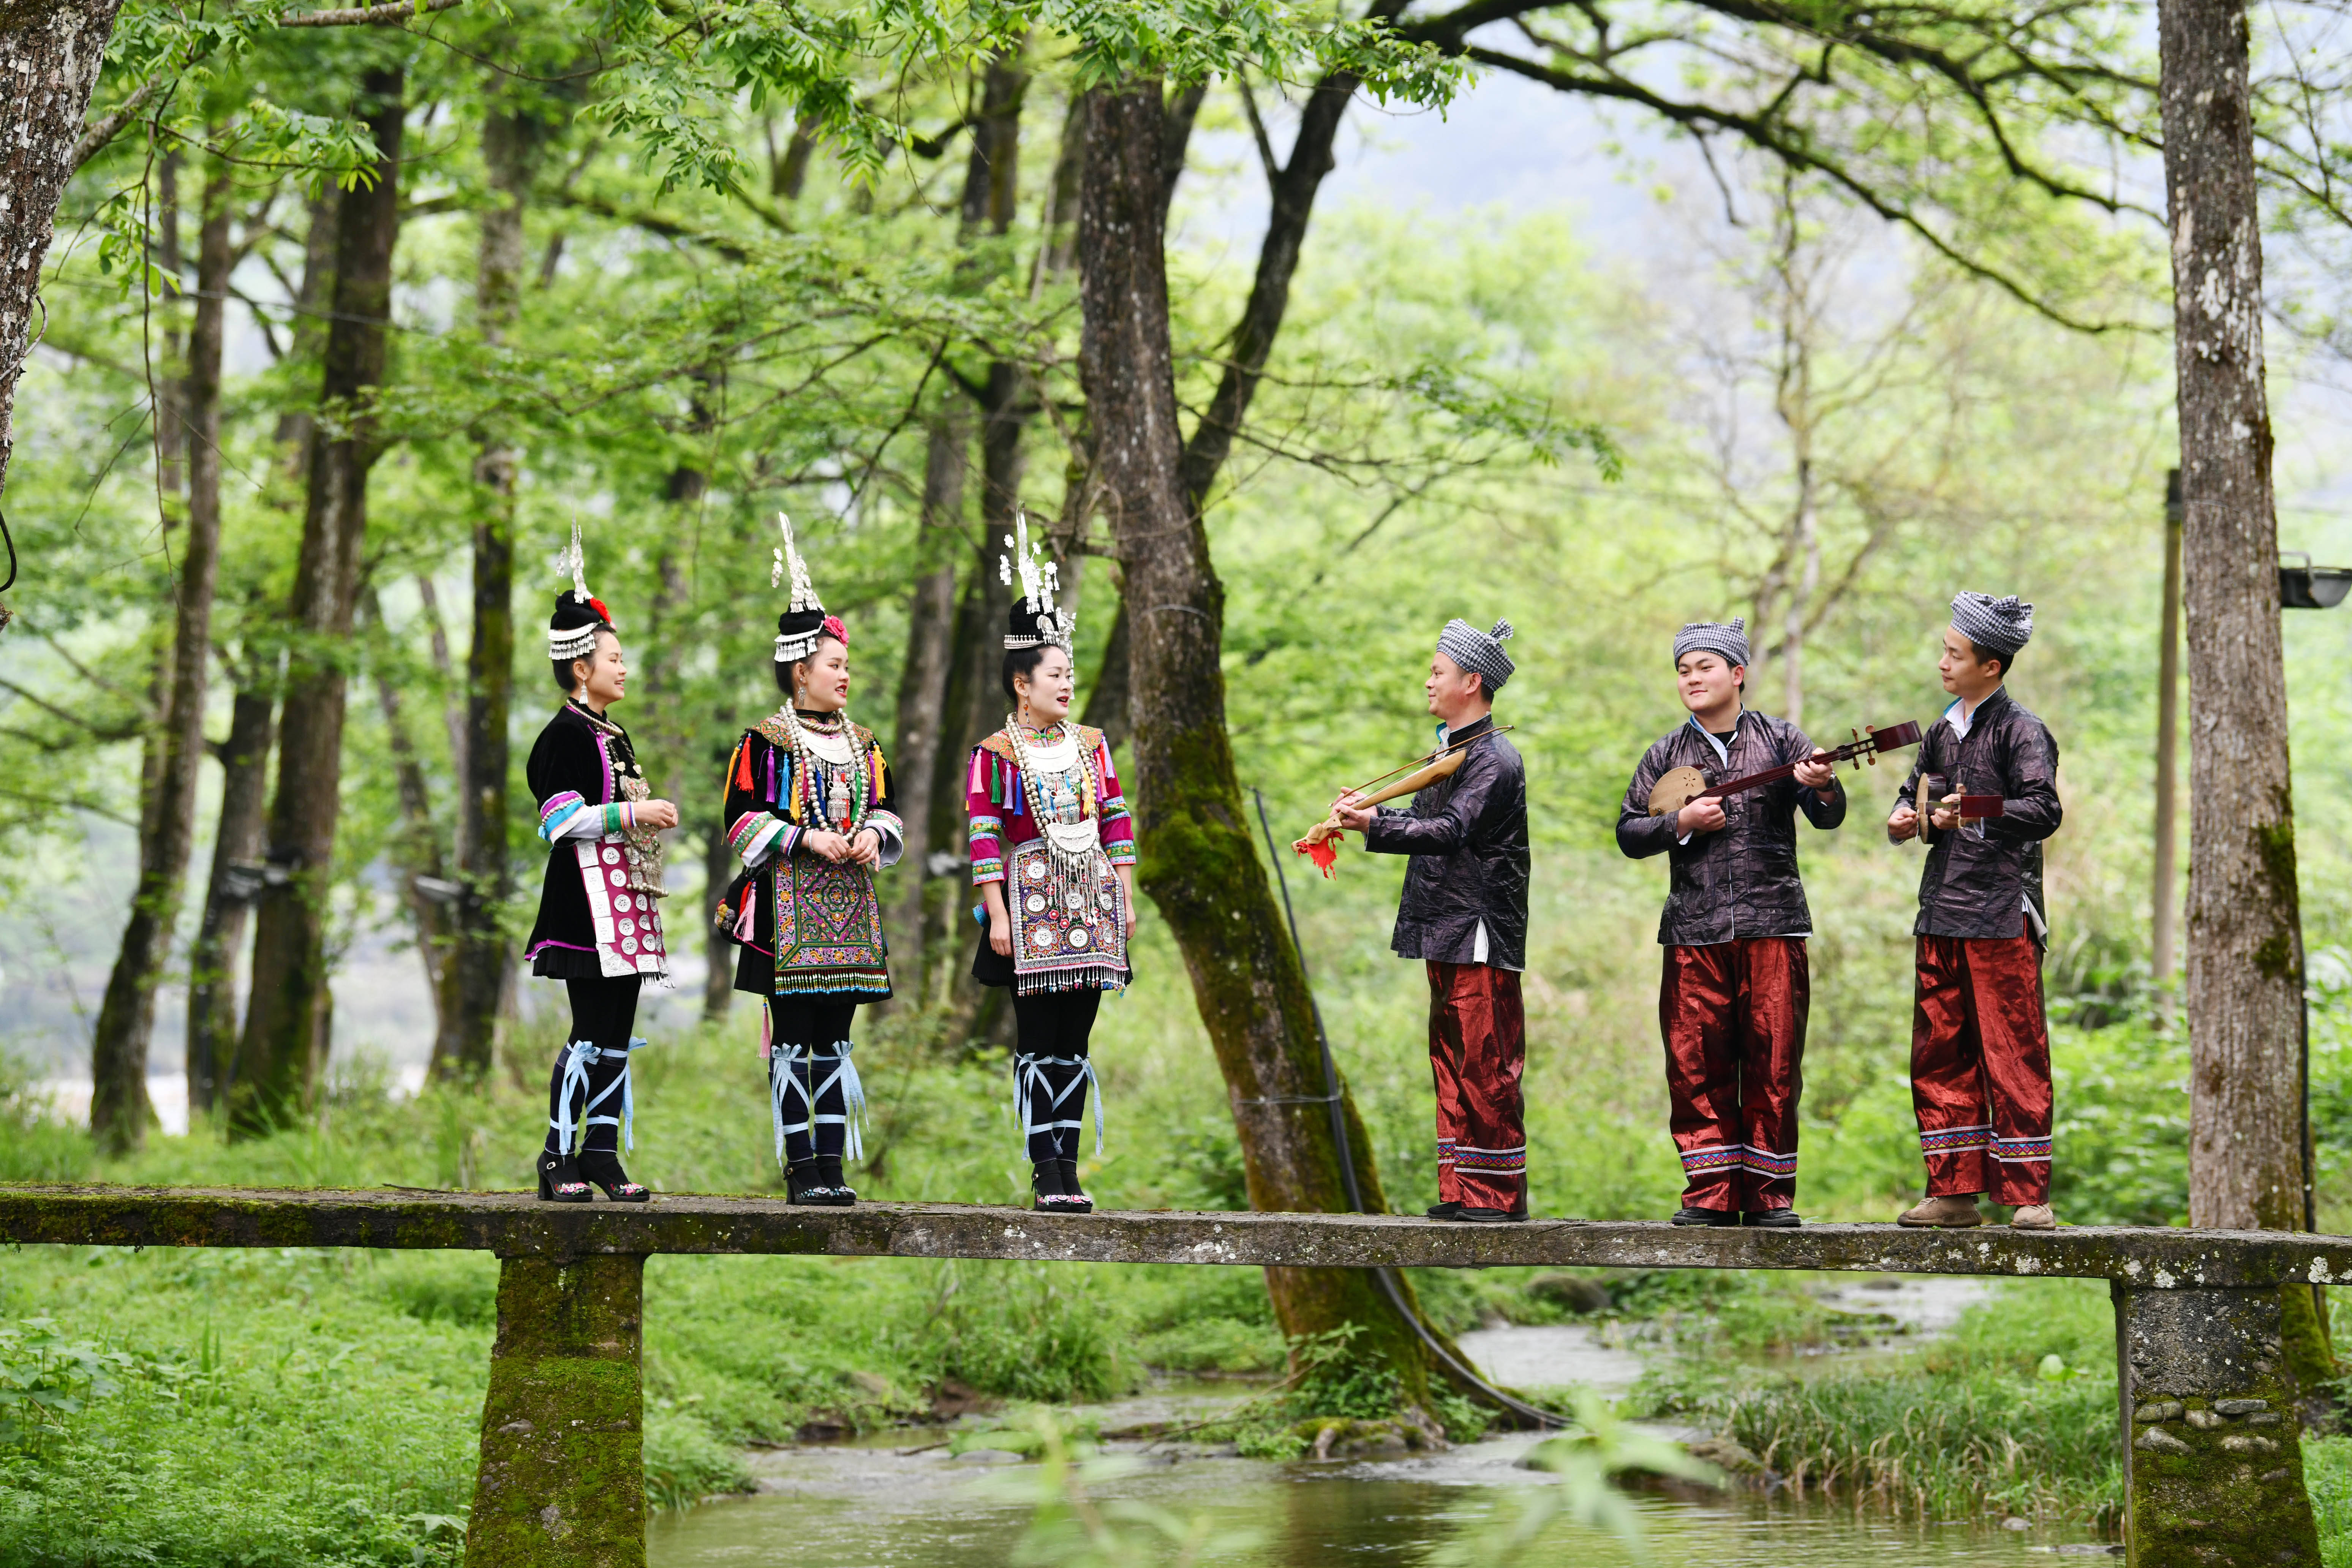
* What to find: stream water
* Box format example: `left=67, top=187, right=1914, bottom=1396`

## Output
left=648, top=1276, right=2118, bottom=1567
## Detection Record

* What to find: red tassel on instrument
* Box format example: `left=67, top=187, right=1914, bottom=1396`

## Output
left=1295, top=834, right=1341, bottom=877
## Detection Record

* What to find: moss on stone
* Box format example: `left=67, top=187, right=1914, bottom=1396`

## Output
left=464, top=1254, right=647, bottom=1568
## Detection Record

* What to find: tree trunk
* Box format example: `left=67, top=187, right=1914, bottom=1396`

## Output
left=887, top=408, right=969, bottom=994
left=882, top=51, right=1032, bottom=1007
left=442, top=98, right=535, bottom=1080
left=924, top=570, right=1001, bottom=1017
left=2159, top=0, right=2334, bottom=1390
left=2154, top=470, right=2184, bottom=988
left=230, top=68, right=405, bottom=1136
left=87, top=157, right=232, bottom=1152
left=362, top=585, right=455, bottom=1030
left=187, top=678, right=275, bottom=1115
left=0, top=0, right=125, bottom=504
left=1075, top=82, right=1442, bottom=1406
left=702, top=811, right=735, bottom=1023
left=274, top=187, right=340, bottom=454
left=1079, top=593, right=1132, bottom=757
left=1082, top=62, right=1340, bottom=752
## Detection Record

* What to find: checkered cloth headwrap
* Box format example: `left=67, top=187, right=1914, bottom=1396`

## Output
left=1437, top=618, right=1516, bottom=692
left=1673, top=616, right=1750, bottom=669
left=1950, top=591, right=2034, bottom=657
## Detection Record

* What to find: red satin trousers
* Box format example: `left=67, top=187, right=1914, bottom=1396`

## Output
left=1426, top=962, right=1527, bottom=1212
left=1911, top=931, right=2052, bottom=1205
left=1659, top=938, right=1808, bottom=1213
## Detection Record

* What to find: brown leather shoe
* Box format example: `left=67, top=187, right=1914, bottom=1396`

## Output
left=2009, top=1203, right=2056, bottom=1230
left=1897, top=1194, right=1984, bottom=1228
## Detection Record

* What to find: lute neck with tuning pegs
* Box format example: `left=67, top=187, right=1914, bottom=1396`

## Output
left=1646, top=720, right=1924, bottom=818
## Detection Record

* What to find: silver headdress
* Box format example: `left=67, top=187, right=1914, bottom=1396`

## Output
left=548, top=517, right=602, bottom=662
left=1000, top=512, right=1073, bottom=652
left=770, top=513, right=831, bottom=664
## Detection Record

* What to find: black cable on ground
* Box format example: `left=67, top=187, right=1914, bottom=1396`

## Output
left=1251, top=787, right=1566, bottom=1430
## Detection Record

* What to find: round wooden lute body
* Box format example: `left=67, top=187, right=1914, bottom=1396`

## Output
left=1647, top=765, right=1715, bottom=817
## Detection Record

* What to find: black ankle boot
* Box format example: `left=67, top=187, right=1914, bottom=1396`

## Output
left=537, top=1150, right=592, bottom=1203
left=1054, top=1159, right=1093, bottom=1214
left=578, top=1150, right=650, bottom=1203
left=1031, top=1159, right=1066, bottom=1209
left=787, top=1159, right=822, bottom=1205
left=816, top=1156, right=856, bottom=1206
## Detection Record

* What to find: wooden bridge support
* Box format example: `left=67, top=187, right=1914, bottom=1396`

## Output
left=2118, top=1282, right=2321, bottom=1567
left=464, top=1253, right=648, bottom=1568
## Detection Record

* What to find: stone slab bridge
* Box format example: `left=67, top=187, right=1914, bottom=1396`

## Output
left=4, top=1186, right=2343, bottom=1568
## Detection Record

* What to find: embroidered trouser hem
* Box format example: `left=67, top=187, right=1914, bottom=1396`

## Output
left=1911, top=931, right=2052, bottom=1205
left=1660, top=938, right=1807, bottom=1212
left=1428, top=961, right=1527, bottom=1212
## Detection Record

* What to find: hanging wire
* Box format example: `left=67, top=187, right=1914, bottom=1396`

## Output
left=1250, top=786, right=1567, bottom=1430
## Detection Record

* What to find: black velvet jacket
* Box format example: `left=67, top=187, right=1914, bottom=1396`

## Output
left=1616, top=710, right=1846, bottom=947
left=1889, top=687, right=2062, bottom=943
left=1363, top=716, right=1530, bottom=969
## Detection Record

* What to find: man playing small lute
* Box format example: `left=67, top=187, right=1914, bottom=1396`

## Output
left=1617, top=618, right=1843, bottom=1229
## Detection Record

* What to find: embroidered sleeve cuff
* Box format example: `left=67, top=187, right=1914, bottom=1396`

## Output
left=729, top=811, right=792, bottom=869
left=971, top=855, right=1005, bottom=885
left=865, top=809, right=906, bottom=869
left=1105, top=840, right=1136, bottom=867
left=537, top=792, right=588, bottom=844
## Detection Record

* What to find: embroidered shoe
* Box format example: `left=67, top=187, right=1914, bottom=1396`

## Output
left=1053, top=1159, right=1094, bottom=1214
left=1897, top=1195, right=1984, bottom=1228
left=2008, top=1203, right=2056, bottom=1231
left=816, top=1157, right=858, bottom=1207
left=1742, top=1209, right=1802, bottom=1228
left=579, top=1151, right=651, bottom=1203
left=1669, top=1206, right=1739, bottom=1227
left=536, top=1152, right=593, bottom=1204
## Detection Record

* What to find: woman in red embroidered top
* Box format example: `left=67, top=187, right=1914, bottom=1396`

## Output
left=967, top=523, right=1137, bottom=1212
left=524, top=526, right=680, bottom=1204
left=714, top=517, right=901, bottom=1208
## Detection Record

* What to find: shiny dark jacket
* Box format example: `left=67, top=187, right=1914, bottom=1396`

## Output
left=1889, top=687, right=2061, bottom=942
left=1363, top=717, right=1530, bottom=968
left=1616, top=711, right=1846, bottom=946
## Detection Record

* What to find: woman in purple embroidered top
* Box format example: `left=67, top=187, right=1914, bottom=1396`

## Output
left=523, top=529, right=680, bottom=1204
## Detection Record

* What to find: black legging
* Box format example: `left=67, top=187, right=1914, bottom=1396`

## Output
left=543, top=976, right=643, bottom=1157
left=769, top=996, right=862, bottom=1167
left=1012, top=989, right=1103, bottom=1163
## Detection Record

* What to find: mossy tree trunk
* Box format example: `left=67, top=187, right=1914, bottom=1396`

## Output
left=1074, top=80, right=1446, bottom=1408
left=2158, top=0, right=2336, bottom=1395
left=0, top=0, right=125, bottom=508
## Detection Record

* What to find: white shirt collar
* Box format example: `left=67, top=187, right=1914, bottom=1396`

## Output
left=1685, top=710, right=1740, bottom=768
